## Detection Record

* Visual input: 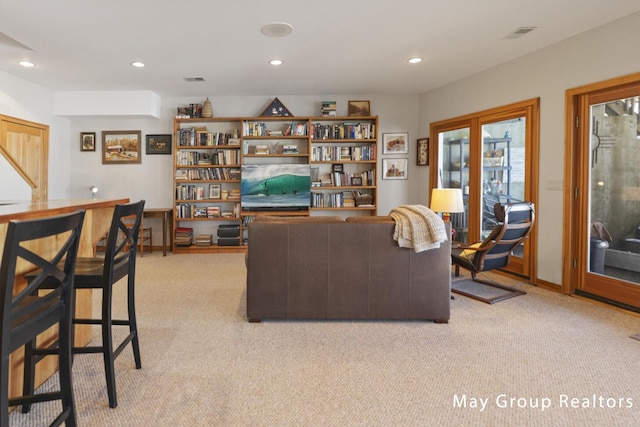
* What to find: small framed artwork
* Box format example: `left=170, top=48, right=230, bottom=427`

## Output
left=417, top=137, right=429, bottom=166
left=348, top=100, right=370, bottom=117
left=209, top=184, right=221, bottom=199
left=332, top=163, right=344, bottom=173
left=102, top=130, right=141, bottom=164
left=382, top=132, right=409, bottom=154
left=81, top=132, right=96, bottom=152
left=146, top=134, right=172, bottom=155
left=382, top=158, right=408, bottom=180
left=351, top=176, right=363, bottom=186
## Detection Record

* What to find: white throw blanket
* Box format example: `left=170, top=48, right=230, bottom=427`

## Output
left=389, top=205, right=448, bottom=252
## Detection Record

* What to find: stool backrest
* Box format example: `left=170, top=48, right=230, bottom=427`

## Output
left=103, top=201, right=145, bottom=282
left=0, top=210, right=85, bottom=352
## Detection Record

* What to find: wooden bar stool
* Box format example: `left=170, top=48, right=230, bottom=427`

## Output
left=1, top=210, right=85, bottom=427
left=24, top=200, right=145, bottom=409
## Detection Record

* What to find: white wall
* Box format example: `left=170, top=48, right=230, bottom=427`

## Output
left=68, top=94, right=420, bottom=215
left=0, top=70, right=71, bottom=200
left=419, top=11, right=640, bottom=285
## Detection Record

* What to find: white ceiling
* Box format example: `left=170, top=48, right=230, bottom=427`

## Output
left=1, top=1, right=639, bottom=97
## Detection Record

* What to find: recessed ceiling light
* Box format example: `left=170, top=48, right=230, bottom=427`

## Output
left=261, top=22, right=294, bottom=38
left=131, top=61, right=145, bottom=68
left=408, top=57, right=423, bottom=64
left=269, top=59, right=283, bottom=66
left=18, top=61, right=34, bottom=68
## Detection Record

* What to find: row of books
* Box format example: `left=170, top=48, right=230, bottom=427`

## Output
left=175, top=203, right=240, bottom=219
left=311, top=191, right=374, bottom=208
left=177, top=128, right=240, bottom=146
left=176, top=150, right=240, bottom=166
left=311, top=144, right=376, bottom=161
left=175, top=167, right=241, bottom=181
left=243, top=121, right=309, bottom=137
left=176, top=184, right=207, bottom=201
left=317, top=169, right=375, bottom=187
left=311, top=191, right=352, bottom=208
left=311, top=123, right=375, bottom=140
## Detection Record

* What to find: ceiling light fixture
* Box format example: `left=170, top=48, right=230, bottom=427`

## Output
left=260, top=22, right=294, bottom=38
left=131, top=61, right=145, bottom=68
left=408, top=57, right=423, bottom=64
left=18, top=61, right=34, bottom=68
left=269, top=59, right=283, bottom=66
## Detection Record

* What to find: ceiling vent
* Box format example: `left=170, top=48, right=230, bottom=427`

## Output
left=260, top=22, right=294, bottom=38
left=183, top=77, right=205, bottom=82
left=505, top=26, right=538, bottom=39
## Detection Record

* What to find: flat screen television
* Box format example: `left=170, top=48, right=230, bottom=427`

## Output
left=241, top=164, right=311, bottom=211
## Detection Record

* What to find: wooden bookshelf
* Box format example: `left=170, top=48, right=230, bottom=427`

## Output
left=172, top=115, right=379, bottom=252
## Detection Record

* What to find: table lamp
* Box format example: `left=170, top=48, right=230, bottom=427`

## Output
left=430, top=188, right=464, bottom=221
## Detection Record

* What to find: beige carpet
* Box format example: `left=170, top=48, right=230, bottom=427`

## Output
left=9, top=253, right=640, bottom=426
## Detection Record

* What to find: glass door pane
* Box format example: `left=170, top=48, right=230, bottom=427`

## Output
left=588, top=97, right=640, bottom=285
left=439, top=127, right=470, bottom=243
left=481, top=119, right=526, bottom=260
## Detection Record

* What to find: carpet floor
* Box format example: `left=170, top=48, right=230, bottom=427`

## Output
left=9, top=253, right=640, bottom=427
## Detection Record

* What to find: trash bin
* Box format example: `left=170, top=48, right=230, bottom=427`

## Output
left=590, top=237, right=609, bottom=274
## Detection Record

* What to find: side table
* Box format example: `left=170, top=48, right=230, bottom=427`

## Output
left=143, top=208, right=173, bottom=256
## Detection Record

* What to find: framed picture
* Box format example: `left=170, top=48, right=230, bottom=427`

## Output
left=351, top=176, right=363, bottom=186
left=146, top=134, right=172, bottom=155
left=80, top=132, right=96, bottom=151
left=417, top=137, right=429, bottom=166
left=383, top=132, right=409, bottom=154
left=102, top=130, right=141, bottom=164
left=332, top=163, right=344, bottom=173
left=382, top=158, right=408, bottom=180
left=209, top=184, right=221, bottom=199
left=348, top=100, right=370, bottom=117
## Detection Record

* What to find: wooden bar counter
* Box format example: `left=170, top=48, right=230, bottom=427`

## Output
left=0, top=198, right=128, bottom=400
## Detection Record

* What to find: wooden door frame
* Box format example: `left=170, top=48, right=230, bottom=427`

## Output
left=563, top=72, right=640, bottom=295
left=430, top=98, right=539, bottom=282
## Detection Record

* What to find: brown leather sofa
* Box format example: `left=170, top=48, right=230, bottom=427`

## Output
left=245, top=215, right=451, bottom=323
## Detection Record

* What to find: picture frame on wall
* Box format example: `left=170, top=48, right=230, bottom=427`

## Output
left=102, top=130, right=141, bottom=164
left=382, top=158, right=408, bottom=180
left=80, top=132, right=96, bottom=152
left=417, top=137, right=429, bottom=166
left=146, top=134, right=172, bottom=155
left=382, top=132, right=409, bottom=154
left=348, top=100, right=370, bottom=117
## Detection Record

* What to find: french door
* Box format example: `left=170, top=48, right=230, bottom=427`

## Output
left=566, top=74, right=640, bottom=307
left=430, top=99, right=539, bottom=280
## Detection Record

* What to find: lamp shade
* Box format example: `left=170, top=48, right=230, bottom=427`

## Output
left=430, top=188, right=464, bottom=213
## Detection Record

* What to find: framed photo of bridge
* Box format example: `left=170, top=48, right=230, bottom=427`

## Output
left=146, top=134, right=172, bottom=155
left=102, top=130, right=141, bottom=164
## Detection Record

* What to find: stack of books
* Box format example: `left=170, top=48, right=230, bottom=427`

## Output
left=282, top=144, right=298, bottom=154
left=175, top=227, right=193, bottom=247
left=321, top=101, right=336, bottom=116
left=254, top=145, right=269, bottom=155
left=196, top=234, right=213, bottom=246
